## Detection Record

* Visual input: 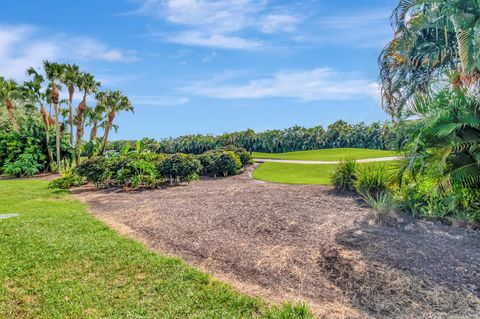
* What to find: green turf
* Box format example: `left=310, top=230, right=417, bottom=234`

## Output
left=252, top=148, right=397, bottom=161
left=252, top=161, right=400, bottom=185
left=0, top=180, right=312, bottom=319
left=252, top=163, right=337, bottom=185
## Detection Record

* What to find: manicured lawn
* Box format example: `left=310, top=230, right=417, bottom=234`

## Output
left=0, top=180, right=311, bottom=319
left=253, top=148, right=398, bottom=161
left=253, top=163, right=337, bottom=185
left=253, top=161, right=400, bottom=185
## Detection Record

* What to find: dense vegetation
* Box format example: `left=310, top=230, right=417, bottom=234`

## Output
left=348, top=0, right=480, bottom=222
left=50, top=145, right=253, bottom=190
left=0, top=62, right=133, bottom=176
left=108, top=120, right=407, bottom=155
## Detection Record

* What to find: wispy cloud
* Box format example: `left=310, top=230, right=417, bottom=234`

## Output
left=136, top=0, right=302, bottom=49
left=295, top=9, right=392, bottom=48
left=181, top=68, right=380, bottom=102
left=0, top=24, right=138, bottom=80
left=130, top=95, right=189, bottom=107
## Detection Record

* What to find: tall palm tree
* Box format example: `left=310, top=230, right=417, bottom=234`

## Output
left=24, top=68, right=55, bottom=168
left=75, top=72, right=100, bottom=164
left=60, top=63, right=80, bottom=146
left=379, top=0, right=480, bottom=119
left=100, top=90, right=133, bottom=155
left=0, top=77, right=20, bottom=132
left=43, top=61, right=64, bottom=170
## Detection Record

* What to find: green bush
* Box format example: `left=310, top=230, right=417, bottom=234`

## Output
left=331, top=159, right=357, bottom=191
left=158, top=153, right=201, bottom=184
left=112, top=152, right=163, bottom=189
left=75, top=157, right=111, bottom=188
left=3, top=153, right=43, bottom=177
left=218, top=145, right=253, bottom=167
left=48, top=170, right=84, bottom=189
left=198, top=150, right=242, bottom=177
left=354, top=164, right=393, bottom=198
left=398, top=178, right=480, bottom=222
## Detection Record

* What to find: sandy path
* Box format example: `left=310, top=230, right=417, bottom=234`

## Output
left=73, top=166, right=480, bottom=318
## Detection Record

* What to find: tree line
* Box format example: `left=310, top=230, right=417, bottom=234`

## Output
left=108, top=120, right=407, bottom=155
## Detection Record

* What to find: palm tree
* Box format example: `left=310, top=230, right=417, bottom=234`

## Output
left=379, top=0, right=480, bottom=119
left=44, top=61, right=66, bottom=170
left=0, top=77, right=20, bottom=132
left=400, top=88, right=480, bottom=190
left=75, top=72, right=100, bottom=164
left=24, top=68, right=55, bottom=167
left=100, top=90, right=133, bottom=155
left=88, top=91, right=107, bottom=141
left=60, top=64, right=80, bottom=146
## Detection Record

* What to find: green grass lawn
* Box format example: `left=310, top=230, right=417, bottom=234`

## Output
left=252, top=148, right=398, bottom=161
left=253, top=163, right=337, bottom=185
left=253, top=161, right=400, bottom=185
left=0, top=180, right=311, bottom=319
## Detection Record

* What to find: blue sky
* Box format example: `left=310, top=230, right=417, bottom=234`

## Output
left=1, top=0, right=397, bottom=139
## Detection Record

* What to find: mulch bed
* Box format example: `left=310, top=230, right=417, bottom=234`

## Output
left=73, top=166, right=480, bottom=318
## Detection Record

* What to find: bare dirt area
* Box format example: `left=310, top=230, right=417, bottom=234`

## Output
left=73, top=166, right=480, bottom=319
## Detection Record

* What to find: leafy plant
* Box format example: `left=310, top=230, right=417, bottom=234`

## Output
left=3, top=153, right=43, bottom=177
left=48, top=170, right=84, bottom=189
left=198, top=150, right=242, bottom=177
left=75, top=157, right=111, bottom=188
left=157, top=153, right=201, bottom=184
left=354, top=164, right=393, bottom=199
left=331, top=159, right=357, bottom=191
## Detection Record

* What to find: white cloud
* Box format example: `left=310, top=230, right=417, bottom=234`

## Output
left=0, top=24, right=137, bottom=81
left=181, top=68, right=380, bottom=102
left=165, top=31, right=263, bottom=50
left=260, top=14, right=300, bottom=33
left=130, top=95, right=189, bottom=107
left=136, top=0, right=301, bottom=49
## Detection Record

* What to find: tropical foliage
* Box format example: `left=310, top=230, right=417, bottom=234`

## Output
left=0, top=61, right=133, bottom=176
left=50, top=146, right=252, bottom=190
left=379, top=0, right=480, bottom=118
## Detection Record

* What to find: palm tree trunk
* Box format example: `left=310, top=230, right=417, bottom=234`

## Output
left=40, top=103, right=54, bottom=169
left=54, top=103, right=61, bottom=170
left=90, top=120, right=98, bottom=141
left=50, top=84, right=61, bottom=171
left=100, top=112, right=115, bottom=155
left=68, top=83, right=75, bottom=146
left=75, top=95, right=87, bottom=165
left=5, top=100, right=19, bottom=132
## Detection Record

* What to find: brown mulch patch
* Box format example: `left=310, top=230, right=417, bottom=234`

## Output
left=73, top=166, right=480, bottom=319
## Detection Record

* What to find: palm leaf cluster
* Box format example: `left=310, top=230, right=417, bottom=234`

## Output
left=379, top=0, right=480, bottom=118
left=401, top=88, right=480, bottom=190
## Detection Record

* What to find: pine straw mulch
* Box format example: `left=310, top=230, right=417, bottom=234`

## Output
left=73, top=166, right=480, bottom=319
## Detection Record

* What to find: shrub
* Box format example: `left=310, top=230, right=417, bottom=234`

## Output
left=331, top=159, right=357, bottom=191
left=3, top=153, right=43, bottom=177
left=75, top=157, right=111, bottom=188
left=361, top=191, right=398, bottom=223
left=354, top=164, right=393, bottom=198
left=113, top=153, right=163, bottom=189
left=198, top=150, right=242, bottom=177
left=158, top=153, right=201, bottom=184
left=218, top=145, right=253, bottom=167
left=48, top=170, right=84, bottom=189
